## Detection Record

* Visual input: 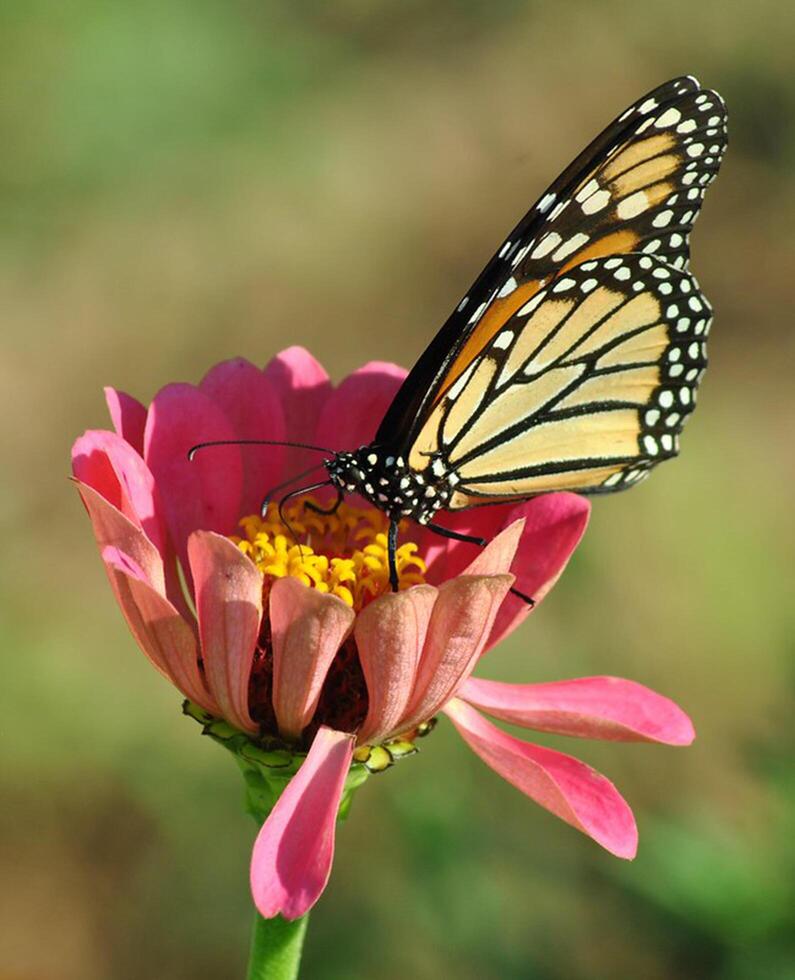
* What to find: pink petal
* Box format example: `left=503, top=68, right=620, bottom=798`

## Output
left=250, top=726, right=355, bottom=920
left=104, top=387, right=148, bottom=454
left=445, top=698, right=637, bottom=859
left=101, top=546, right=219, bottom=715
left=314, top=361, right=407, bottom=453
left=270, top=578, right=356, bottom=742
left=355, top=585, right=438, bottom=745
left=400, top=573, right=514, bottom=732
left=143, top=382, right=244, bottom=567
left=487, top=493, right=590, bottom=650
left=188, top=531, right=263, bottom=734
left=262, top=347, right=333, bottom=478
left=200, top=358, right=286, bottom=518
left=459, top=676, right=695, bottom=745
left=75, top=481, right=166, bottom=594
left=72, top=429, right=167, bottom=556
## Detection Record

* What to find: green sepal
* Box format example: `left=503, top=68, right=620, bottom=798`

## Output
left=183, top=700, right=370, bottom=824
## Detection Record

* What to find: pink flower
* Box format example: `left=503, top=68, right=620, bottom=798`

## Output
left=72, top=347, right=695, bottom=921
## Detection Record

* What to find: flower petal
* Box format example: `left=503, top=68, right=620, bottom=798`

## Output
left=188, top=531, right=263, bottom=734
left=75, top=481, right=166, bottom=594
left=262, top=347, right=332, bottom=478
left=459, top=676, right=695, bottom=745
left=355, top=585, right=438, bottom=745
left=400, top=573, right=514, bottom=731
left=104, top=387, right=148, bottom=454
left=200, top=358, right=286, bottom=517
left=144, top=382, right=244, bottom=566
left=445, top=699, right=638, bottom=859
left=101, top=546, right=219, bottom=715
left=270, top=578, right=355, bottom=742
left=487, top=493, right=591, bottom=650
left=459, top=519, right=525, bottom=577
left=314, top=361, right=406, bottom=453
left=72, top=429, right=167, bottom=556
left=250, top=726, right=355, bottom=920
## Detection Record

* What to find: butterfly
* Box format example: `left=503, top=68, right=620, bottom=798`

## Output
left=191, top=76, right=728, bottom=595
left=321, top=76, right=727, bottom=590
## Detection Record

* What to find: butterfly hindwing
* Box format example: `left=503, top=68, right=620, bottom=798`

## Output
left=377, top=76, right=726, bottom=463
left=406, top=252, right=711, bottom=503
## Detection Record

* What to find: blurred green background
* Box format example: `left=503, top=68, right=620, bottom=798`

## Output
left=2, top=1, right=794, bottom=977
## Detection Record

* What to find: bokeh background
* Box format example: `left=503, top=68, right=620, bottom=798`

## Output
left=2, top=2, right=794, bottom=978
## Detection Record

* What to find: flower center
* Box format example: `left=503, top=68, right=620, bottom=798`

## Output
left=232, top=496, right=426, bottom=611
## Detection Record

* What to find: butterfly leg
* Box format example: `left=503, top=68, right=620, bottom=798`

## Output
left=304, top=487, right=344, bottom=516
left=388, top=518, right=399, bottom=592
left=424, top=521, right=535, bottom=607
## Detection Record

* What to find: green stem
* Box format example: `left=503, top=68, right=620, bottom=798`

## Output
left=245, top=911, right=309, bottom=980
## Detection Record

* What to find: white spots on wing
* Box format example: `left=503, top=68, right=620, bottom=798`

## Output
left=605, top=257, right=623, bottom=269
left=669, top=233, right=684, bottom=248
left=498, top=240, right=512, bottom=259
left=639, top=256, right=654, bottom=270
left=537, top=192, right=557, bottom=213
left=617, top=190, right=650, bottom=219
left=688, top=342, right=700, bottom=359
left=642, top=239, right=661, bottom=253
left=580, top=260, right=598, bottom=272
left=655, top=107, right=682, bottom=127
left=551, top=232, right=590, bottom=261
left=688, top=296, right=704, bottom=312
left=669, top=363, right=684, bottom=377
left=447, top=361, right=476, bottom=401
left=468, top=301, right=488, bottom=324
left=658, top=282, right=673, bottom=295
left=575, top=179, right=600, bottom=203
left=549, top=198, right=570, bottom=221
left=367, top=453, right=378, bottom=465
left=643, top=434, right=659, bottom=456
left=639, top=97, right=658, bottom=113
left=581, top=188, right=611, bottom=214
left=659, top=390, right=674, bottom=408
left=457, top=297, right=469, bottom=312
left=652, top=209, right=674, bottom=228
left=677, top=118, right=698, bottom=134
left=492, top=330, right=514, bottom=351
left=517, top=291, right=546, bottom=317
left=497, top=276, right=518, bottom=298
left=511, top=242, right=532, bottom=268
left=661, top=434, right=674, bottom=452
left=666, top=304, right=679, bottom=318
left=604, top=472, right=623, bottom=487
left=645, top=409, right=660, bottom=426
left=552, top=277, right=577, bottom=293
left=686, top=142, right=705, bottom=158
left=530, top=232, right=562, bottom=260
left=676, top=317, right=691, bottom=333
left=581, top=278, right=598, bottom=293
left=614, top=266, right=631, bottom=281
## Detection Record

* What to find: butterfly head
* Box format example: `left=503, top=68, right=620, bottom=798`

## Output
left=326, top=447, right=453, bottom=525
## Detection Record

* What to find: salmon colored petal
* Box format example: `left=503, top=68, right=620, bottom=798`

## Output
left=101, top=546, right=219, bottom=715
left=250, top=726, right=355, bottom=920
left=262, top=347, right=332, bottom=478
left=72, top=429, right=167, bottom=556
left=200, top=358, right=286, bottom=517
left=188, top=531, right=263, bottom=734
left=460, top=676, right=695, bottom=745
left=104, top=387, right=148, bottom=455
left=445, top=699, right=638, bottom=859
left=144, top=382, right=244, bottom=566
left=400, top=573, right=514, bottom=731
left=459, top=519, right=525, bottom=577
left=314, top=361, right=406, bottom=453
left=355, top=585, right=438, bottom=745
left=270, top=578, right=355, bottom=742
left=75, top=481, right=166, bottom=594
left=486, top=493, right=591, bottom=650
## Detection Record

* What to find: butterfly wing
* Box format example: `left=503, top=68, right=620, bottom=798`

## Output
left=376, top=76, right=727, bottom=464
left=406, top=253, right=711, bottom=501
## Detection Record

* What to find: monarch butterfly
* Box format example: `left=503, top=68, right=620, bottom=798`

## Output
left=192, top=76, right=728, bottom=594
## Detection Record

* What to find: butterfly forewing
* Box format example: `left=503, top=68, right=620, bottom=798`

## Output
left=376, top=76, right=726, bottom=465
left=407, top=252, right=711, bottom=502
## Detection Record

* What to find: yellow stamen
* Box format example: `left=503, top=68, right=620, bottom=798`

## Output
left=231, top=497, right=426, bottom=611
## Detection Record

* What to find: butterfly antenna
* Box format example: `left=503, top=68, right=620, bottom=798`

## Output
left=277, top=480, right=334, bottom=559
left=260, top=462, right=329, bottom=517
left=187, top=437, right=334, bottom=461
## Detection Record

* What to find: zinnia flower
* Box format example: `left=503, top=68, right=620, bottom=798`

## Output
left=72, top=347, right=694, bottom=922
